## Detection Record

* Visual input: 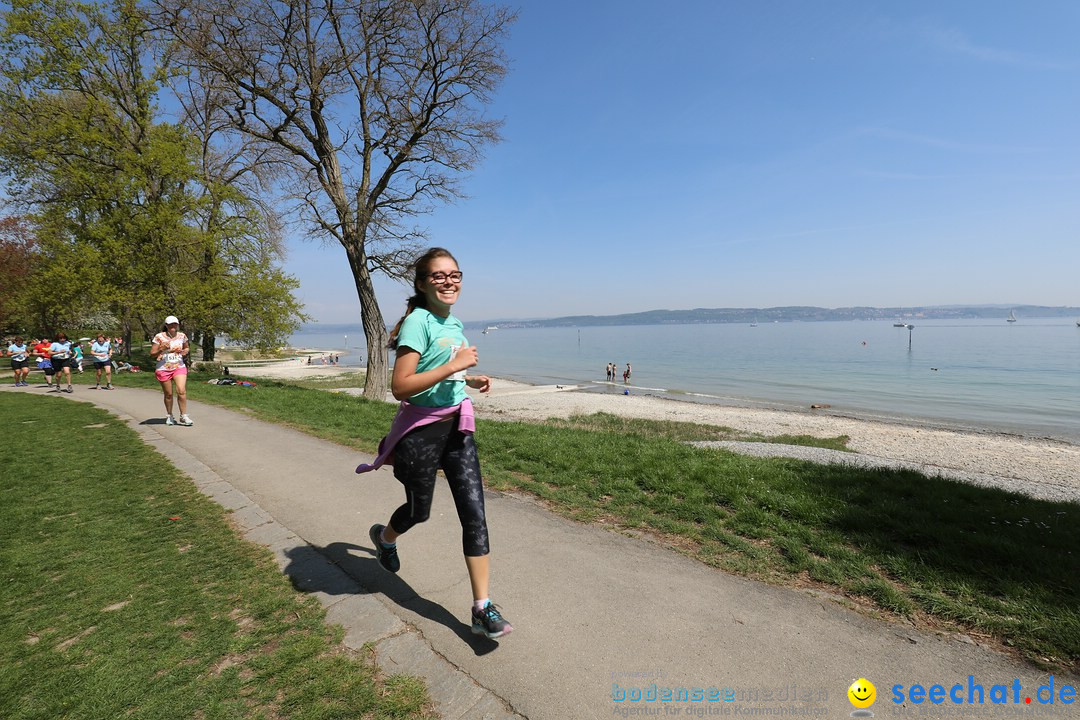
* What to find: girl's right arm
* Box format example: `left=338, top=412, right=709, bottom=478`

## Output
left=391, top=345, right=477, bottom=401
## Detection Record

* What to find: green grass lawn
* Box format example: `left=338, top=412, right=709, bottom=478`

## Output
left=21, top=358, right=1080, bottom=671
left=0, top=392, right=433, bottom=720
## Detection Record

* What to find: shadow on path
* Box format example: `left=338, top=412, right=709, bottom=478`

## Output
left=281, top=540, right=500, bottom=656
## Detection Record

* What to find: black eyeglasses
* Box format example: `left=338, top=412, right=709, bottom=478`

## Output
left=427, top=271, right=463, bottom=284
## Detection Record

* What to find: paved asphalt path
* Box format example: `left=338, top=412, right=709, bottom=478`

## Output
left=11, top=383, right=1076, bottom=719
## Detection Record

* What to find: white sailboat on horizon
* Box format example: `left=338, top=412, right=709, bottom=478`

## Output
left=1007, top=309, right=1017, bottom=323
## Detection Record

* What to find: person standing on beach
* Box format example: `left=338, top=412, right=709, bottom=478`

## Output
left=151, top=316, right=193, bottom=426
left=90, top=334, right=113, bottom=389
left=356, top=247, right=512, bottom=640
left=605, top=363, right=611, bottom=382
left=7, top=337, right=30, bottom=386
left=624, top=362, right=632, bottom=383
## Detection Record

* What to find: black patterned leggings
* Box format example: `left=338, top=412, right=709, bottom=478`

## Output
left=389, top=417, right=490, bottom=556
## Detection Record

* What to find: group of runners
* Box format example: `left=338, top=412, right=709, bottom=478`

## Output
left=5, top=332, right=121, bottom=392
left=5, top=316, right=193, bottom=427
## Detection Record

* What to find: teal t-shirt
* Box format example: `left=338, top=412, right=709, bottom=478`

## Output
left=396, top=308, right=468, bottom=408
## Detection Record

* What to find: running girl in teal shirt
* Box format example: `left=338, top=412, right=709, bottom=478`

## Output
left=365, top=247, right=512, bottom=639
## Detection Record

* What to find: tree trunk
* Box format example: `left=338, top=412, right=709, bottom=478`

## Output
left=343, top=237, right=388, bottom=400
left=201, top=332, right=216, bottom=361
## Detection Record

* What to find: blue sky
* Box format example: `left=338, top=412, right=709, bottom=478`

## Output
left=288, top=0, right=1080, bottom=324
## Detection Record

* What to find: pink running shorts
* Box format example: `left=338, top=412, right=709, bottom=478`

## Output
left=155, top=365, right=188, bottom=382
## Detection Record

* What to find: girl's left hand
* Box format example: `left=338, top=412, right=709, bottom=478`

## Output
left=465, top=375, right=491, bottom=393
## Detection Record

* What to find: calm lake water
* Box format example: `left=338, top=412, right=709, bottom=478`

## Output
left=292, top=319, right=1080, bottom=443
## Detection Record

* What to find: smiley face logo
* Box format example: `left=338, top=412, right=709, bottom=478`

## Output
left=848, top=678, right=876, bottom=709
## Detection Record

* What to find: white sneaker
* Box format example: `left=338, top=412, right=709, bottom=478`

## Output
left=166, top=416, right=176, bottom=426
left=178, top=414, right=193, bottom=426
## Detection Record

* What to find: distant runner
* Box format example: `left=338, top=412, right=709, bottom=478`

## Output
left=33, top=336, right=53, bottom=389
left=90, top=333, right=114, bottom=390
left=50, top=332, right=75, bottom=393
left=7, top=336, right=30, bottom=386
left=151, top=315, right=193, bottom=426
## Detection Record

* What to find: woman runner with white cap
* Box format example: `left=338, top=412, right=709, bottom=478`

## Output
left=151, top=315, right=193, bottom=426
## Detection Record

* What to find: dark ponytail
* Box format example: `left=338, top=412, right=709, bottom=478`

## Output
left=387, top=247, right=458, bottom=350
left=388, top=293, right=429, bottom=350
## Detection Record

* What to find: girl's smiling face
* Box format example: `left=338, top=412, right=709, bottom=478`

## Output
left=418, top=256, right=462, bottom=317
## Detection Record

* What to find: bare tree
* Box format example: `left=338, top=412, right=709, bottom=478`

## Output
left=153, top=0, right=513, bottom=398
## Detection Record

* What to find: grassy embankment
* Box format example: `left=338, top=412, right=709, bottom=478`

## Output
left=0, top=392, right=433, bottom=720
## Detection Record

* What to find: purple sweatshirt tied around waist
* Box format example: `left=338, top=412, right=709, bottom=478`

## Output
left=355, top=397, right=476, bottom=474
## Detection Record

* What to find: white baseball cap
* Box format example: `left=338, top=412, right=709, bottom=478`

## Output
left=164, top=315, right=180, bottom=325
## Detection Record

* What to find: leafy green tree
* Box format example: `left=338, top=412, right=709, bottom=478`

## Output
left=17, top=210, right=104, bottom=335
left=154, top=0, right=513, bottom=397
left=172, top=74, right=308, bottom=359
left=0, top=0, right=306, bottom=356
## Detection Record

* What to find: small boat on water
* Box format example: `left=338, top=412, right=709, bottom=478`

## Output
left=893, top=321, right=907, bottom=327
left=482, top=325, right=499, bottom=335
left=1007, top=310, right=1017, bottom=323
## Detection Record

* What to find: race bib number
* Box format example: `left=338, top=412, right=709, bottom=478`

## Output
left=447, top=343, right=467, bottom=382
left=164, top=352, right=182, bottom=369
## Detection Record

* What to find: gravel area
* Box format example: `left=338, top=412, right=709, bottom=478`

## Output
left=689, top=441, right=1080, bottom=504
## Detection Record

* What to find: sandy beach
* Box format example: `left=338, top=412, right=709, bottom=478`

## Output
left=233, top=362, right=1080, bottom=502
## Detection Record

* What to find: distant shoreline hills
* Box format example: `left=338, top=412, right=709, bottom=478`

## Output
left=464, top=305, right=1080, bottom=330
